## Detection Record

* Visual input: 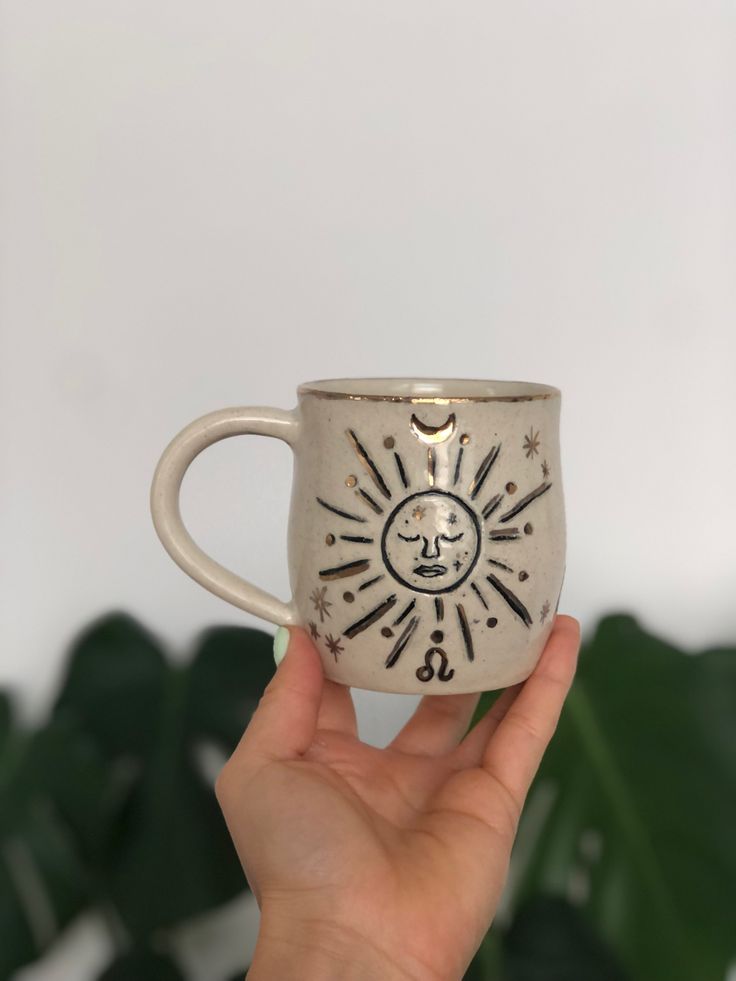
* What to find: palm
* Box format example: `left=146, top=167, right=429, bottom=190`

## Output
left=248, top=740, right=512, bottom=977
left=218, top=617, right=580, bottom=981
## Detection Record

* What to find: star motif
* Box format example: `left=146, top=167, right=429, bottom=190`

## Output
left=309, top=586, right=333, bottom=622
left=324, top=633, right=344, bottom=661
left=412, top=505, right=426, bottom=520
left=448, top=512, right=458, bottom=525
left=540, top=599, right=551, bottom=623
left=541, top=459, right=550, bottom=479
left=523, top=427, right=541, bottom=459
left=308, top=620, right=320, bottom=640
left=453, top=558, right=463, bottom=571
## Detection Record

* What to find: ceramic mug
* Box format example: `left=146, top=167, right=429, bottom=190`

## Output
left=150, top=378, right=566, bottom=694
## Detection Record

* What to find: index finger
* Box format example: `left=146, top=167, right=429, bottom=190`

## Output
left=481, top=614, right=580, bottom=810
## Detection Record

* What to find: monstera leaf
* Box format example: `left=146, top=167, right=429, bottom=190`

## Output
left=5, top=610, right=734, bottom=981
left=51, top=614, right=275, bottom=942
left=0, top=691, right=114, bottom=978
left=97, top=947, right=185, bottom=981
left=464, top=894, right=627, bottom=981
left=501, top=895, right=629, bottom=981
left=467, top=613, right=736, bottom=981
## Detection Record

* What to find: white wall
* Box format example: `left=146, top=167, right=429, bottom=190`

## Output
left=1, top=1, right=735, bottom=977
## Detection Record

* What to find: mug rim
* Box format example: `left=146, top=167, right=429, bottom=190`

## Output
left=297, top=377, right=560, bottom=402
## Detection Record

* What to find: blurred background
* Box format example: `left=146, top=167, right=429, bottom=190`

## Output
left=1, top=1, right=734, bottom=979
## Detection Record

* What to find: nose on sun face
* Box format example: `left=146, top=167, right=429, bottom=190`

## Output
left=421, top=535, right=441, bottom=558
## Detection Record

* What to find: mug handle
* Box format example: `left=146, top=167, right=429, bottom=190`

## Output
left=150, top=406, right=300, bottom=626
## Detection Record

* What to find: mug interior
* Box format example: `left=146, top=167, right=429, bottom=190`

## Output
left=298, top=377, right=559, bottom=401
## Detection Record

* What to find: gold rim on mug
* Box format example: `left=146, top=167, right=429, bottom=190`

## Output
left=297, top=377, right=560, bottom=403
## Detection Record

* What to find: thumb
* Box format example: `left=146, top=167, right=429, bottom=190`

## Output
left=235, top=625, right=325, bottom=765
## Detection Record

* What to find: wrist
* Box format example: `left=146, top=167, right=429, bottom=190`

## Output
left=248, top=910, right=423, bottom=981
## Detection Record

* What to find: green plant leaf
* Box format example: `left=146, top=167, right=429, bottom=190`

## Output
left=97, top=948, right=184, bottom=981
left=187, top=625, right=275, bottom=747
left=489, top=614, right=736, bottom=981
left=0, top=696, right=107, bottom=978
left=54, top=613, right=169, bottom=759
left=52, top=613, right=275, bottom=940
left=463, top=957, right=491, bottom=981
left=464, top=926, right=505, bottom=980
left=502, top=895, right=628, bottom=981
left=0, top=692, right=11, bottom=756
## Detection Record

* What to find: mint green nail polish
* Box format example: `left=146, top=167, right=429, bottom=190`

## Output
left=273, top=626, right=290, bottom=666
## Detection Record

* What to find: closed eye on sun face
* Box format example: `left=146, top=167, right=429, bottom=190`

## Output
left=398, top=532, right=421, bottom=542
left=440, top=532, right=464, bottom=542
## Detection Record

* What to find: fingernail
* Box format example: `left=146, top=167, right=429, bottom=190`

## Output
left=273, top=626, right=290, bottom=666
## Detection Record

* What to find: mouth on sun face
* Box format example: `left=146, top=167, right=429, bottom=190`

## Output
left=413, top=563, right=448, bottom=577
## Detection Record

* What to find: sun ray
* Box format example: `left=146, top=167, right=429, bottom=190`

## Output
left=346, top=429, right=392, bottom=499
left=339, top=534, right=374, bottom=544
left=343, top=594, right=398, bottom=638
left=316, top=496, right=367, bottom=523
left=486, top=574, right=532, bottom=627
left=470, top=581, right=489, bottom=609
left=498, top=481, right=552, bottom=523
left=427, top=447, right=436, bottom=486
left=456, top=603, right=475, bottom=661
left=452, top=446, right=464, bottom=486
left=434, top=596, right=444, bottom=621
left=319, top=559, right=371, bottom=581
left=487, top=557, right=514, bottom=573
left=358, top=574, right=385, bottom=591
left=355, top=487, right=384, bottom=515
left=393, top=598, right=416, bottom=625
left=385, top=615, right=420, bottom=668
left=468, top=444, right=501, bottom=500
left=393, top=452, right=410, bottom=489
left=482, top=493, right=504, bottom=519
left=489, top=528, right=521, bottom=541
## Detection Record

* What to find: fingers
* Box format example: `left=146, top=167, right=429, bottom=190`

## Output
left=316, top=677, right=358, bottom=737
left=450, top=683, right=523, bottom=768
left=386, top=615, right=579, bottom=761
left=387, top=691, right=482, bottom=757
left=227, top=626, right=325, bottom=768
left=480, top=615, right=581, bottom=810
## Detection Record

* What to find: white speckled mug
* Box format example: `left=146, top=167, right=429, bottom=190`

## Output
left=150, top=378, right=566, bottom=694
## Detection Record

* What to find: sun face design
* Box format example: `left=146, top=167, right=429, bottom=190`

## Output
left=313, top=413, right=553, bottom=684
left=381, top=490, right=480, bottom=593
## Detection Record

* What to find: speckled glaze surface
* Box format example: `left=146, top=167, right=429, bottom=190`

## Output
left=150, top=378, right=566, bottom=694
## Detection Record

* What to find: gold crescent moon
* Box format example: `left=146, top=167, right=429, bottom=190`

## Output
left=410, top=413, right=456, bottom=444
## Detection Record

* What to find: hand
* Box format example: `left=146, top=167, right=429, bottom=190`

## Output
left=216, top=615, right=581, bottom=981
